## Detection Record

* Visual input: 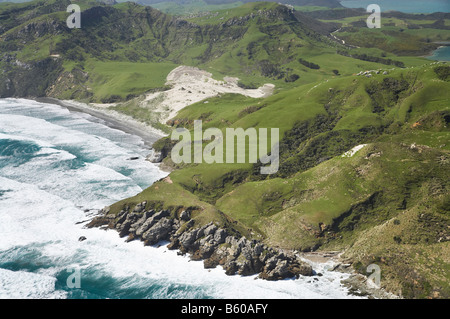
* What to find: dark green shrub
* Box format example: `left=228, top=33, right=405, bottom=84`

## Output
left=434, top=65, right=450, bottom=81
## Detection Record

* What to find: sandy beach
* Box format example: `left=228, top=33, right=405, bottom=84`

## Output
left=35, top=97, right=166, bottom=150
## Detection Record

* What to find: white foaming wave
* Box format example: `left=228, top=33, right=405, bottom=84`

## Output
left=0, top=99, right=147, bottom=152
left=37, top=147, right=77, bottom=162
left=70, top=228, right=358, bottom=299
left=0, top=112, right=160, bottom=167
left=0, top=172, right=353, bottom=299
left=0, top=154, right=145, bottom=209
left=0, top=98, right=76, bottom=123
left=0, top=184, right=356, bottom=300
left=0, top=114, right=106, bottom=149
left=0, top=132, right=78, bottom=164
left=0, top=132, right=54, bottom=149
left=0, top=268, right=67, bottom=299
left=0, top=176, right=86, bottom=250
left=0, top=102, right=165, bottom=187
left=0, top=114, right=166, bottom=208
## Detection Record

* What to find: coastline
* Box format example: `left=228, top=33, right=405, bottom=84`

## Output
left=422, top=42, right=450, bottom=61
left=34, top=97, right=168, bottom=150
left=88, top=203, right=400, bottom=299
left=18, top=97, right=398, bottom=299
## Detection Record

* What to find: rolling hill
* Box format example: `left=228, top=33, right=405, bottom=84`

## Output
left=1, top=0, right=449, bottom=298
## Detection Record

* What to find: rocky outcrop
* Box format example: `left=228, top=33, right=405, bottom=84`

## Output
left=340, top=273, right=401, bottom=299
left=0, top=55, right=63, bottom=98
left=87, top=203, right=314, bottom=280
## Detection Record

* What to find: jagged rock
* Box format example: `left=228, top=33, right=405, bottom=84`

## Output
left=199, top=234, right=214, bottom=246
left=234, top=243, right=266, bottom=276
left=179, top=210, right=190, bottom=221
left=89, top=205, right=316, bottom=281
left=213, top=228, right=228, bottom=244
left=330, top=263, right=353, bottom=273
left=152, top=210, right=170, bottom=221
left=142, top=217, right=173, bottom=246
left=167, top=238, right=180, bottom=250
left=236, top=257, right=254, bottom=276
left=288, top=260, right=314, bottom=278
left=172, top=218, right=181, bottom=232
left=116, top=212, right=142, bottom=237
left=263, top=256, right=278, bottom=272
left=224, top=261, right=238, bottom=275
left=130, top=210, right=154, bottom=234
left=132, top=201, right=147, bottom=213
left=85, top=213, right=114, bottom=228
left=178, top=228, right=201, bottom=251
left=260, top=258, right=295, bottom=280
left=204, top=223, right=217, bottom=236
left=259, top=254, right=313, bottom=280
left=203, top=243, right=229, bottom=269
left=114, top=209, right=129, bottom=228
left=125, top=233, right=136, bottom=243
left=146, top=151, right=163, bottom=163
left=203, top=255, right=220, bottom=269
left=193, top=235, right=217, bottom=260
left=135, top=210, right=168, bottom=237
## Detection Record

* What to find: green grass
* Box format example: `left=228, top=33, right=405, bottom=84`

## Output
left=3, top=0, right=442, bottom=103
left=150, top=0, right=245, bottom=16
left=159, top=62, right=450, bottom=244
left=2, top=0, right=450, bottom=297
left=82, top=61, right=177, bottom=101
left=294, top=6, right=329, bottom=12
left=184, top=2, right=279, bottom=25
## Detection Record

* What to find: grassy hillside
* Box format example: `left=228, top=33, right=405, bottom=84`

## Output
left=2, top=1, right=334, bottom=100
left=111, top=61, right=450, bottom=298
left=116, top=0, right=342, bottom=15
left=1, top=0, right=438, bottom=102
left=1, top=0, right=449, bottom=298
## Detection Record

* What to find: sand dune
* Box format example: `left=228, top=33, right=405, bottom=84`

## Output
left=144, top=65, right=275, bottom=123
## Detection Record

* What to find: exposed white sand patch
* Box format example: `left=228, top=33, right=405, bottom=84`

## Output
left=144, top=65, right=275, bottom=123
left=342, top=144, right=367, bottom=157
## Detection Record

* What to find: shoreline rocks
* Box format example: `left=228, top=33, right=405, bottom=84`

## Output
left=86, top=203, right=314, bottom=280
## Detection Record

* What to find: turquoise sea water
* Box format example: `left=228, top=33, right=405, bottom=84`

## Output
left=340, top=0, right=450, bottom=13
left=427, top=45, right=450, bottom=61
left=0, top=99, right=357, bottom=299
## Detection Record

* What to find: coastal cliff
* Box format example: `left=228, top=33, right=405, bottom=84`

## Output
left=87, top=203, right=314, bottom=281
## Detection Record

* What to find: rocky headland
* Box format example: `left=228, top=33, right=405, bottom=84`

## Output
left=87, top=202, right=314, bottom=281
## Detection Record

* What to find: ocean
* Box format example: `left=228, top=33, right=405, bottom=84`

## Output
left=427, top=45, right=450, bottom=61
left=340, top=0, right=450, bottom=13
left=0, top=98, right=357, bottom=299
